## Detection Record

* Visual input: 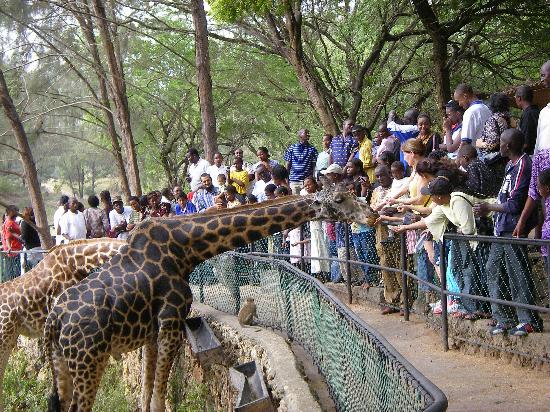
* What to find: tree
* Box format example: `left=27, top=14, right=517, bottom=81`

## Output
left=0, top=68, right=53, bottom=248
left=191, top=0, right=218, bottom=162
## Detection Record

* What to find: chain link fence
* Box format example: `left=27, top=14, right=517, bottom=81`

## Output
left=189, top=251, right=447, bottom=412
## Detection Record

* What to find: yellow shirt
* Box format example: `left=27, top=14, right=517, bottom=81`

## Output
left=358, top=139, right=375, bottom=182
left=229, top=170, right=249, bottom=195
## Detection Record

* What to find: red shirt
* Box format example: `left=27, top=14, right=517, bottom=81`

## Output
left=2, top=218, right=23, bottom=256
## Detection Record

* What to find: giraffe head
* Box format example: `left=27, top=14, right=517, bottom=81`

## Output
left=310, top=182, right=375, bottom=224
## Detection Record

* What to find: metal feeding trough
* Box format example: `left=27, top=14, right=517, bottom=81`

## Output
left=184, top=317, right=222, bottom=364
left=229, top=361, right=274, bottom=412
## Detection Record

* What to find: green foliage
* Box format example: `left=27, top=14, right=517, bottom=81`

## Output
left=3, top=349, right=49, bottom=411
left=92, top=361, right=131, bottom=412
left=210, top=0, right=274, bottom=22
left=168, top=355, right=213, bottom=412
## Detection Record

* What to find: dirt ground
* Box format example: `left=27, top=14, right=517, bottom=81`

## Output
left=349, top=302, right=550, bottom=412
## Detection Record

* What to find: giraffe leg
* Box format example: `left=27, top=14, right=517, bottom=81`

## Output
left=150, top=329, right=182, bottom=412
left=0, top=330, right=18, bottom=412
left=68, top=354, right=108, bottom=412
left=141, top=341, right=158, bottom=412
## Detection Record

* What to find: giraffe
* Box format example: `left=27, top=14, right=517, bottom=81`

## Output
left=45, top=186, right=374, bottom=412
left=0, top=238, right=126, bottom=411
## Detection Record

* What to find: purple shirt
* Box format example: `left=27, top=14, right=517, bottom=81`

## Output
left=528, top=149, right=550, bottom=255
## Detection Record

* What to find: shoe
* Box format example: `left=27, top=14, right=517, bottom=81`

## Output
left=490, top=323, right=511, bottom=335
left=381, top=307, right=399, bottom=315
left=431, top=301, right=442, bottom=315
left=509, top=323, right=537, bottom=336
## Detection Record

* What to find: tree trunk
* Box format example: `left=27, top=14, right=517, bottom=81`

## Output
left=91, top=0, right=142, bottom=196
left=432, top=37, right=451, bottom=115
left=71, top=1, right=131, bottom=198
left=0, top=69, right=53, bottom=249
left=191, top=0, right=218, bottom=163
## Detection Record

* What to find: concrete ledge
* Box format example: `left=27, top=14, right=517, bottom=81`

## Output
left=121, top=302, right=322, bottom=412
left=326, top=283, right=550, bottom=371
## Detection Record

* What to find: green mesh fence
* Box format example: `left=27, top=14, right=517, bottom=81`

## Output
left=189, top=252, right=447, bottom=412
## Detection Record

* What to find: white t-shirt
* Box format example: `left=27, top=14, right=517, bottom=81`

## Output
left=534, top=104, right=550, bottom=154
left=208, top=164, right=228, bottom=187
left=389, top=177, right=410, bottom=199
left=109, top=207, right=132, bottom=240
left=188, top=158, right=211, bottom=191
left=53, top=206, right=65, bottom=233
left=59, top=211, right=87, bottom=241
left=461, top=102, right=491, bottom=145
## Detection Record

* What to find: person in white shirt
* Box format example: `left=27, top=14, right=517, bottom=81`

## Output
left=453, top=83, right=491, bottom=147
left=207, top=152, right=228, bottom=188
left=534, top=60, right=550, bottom=154
left=315, top=134, right=332, bottom=177
left=59, top=198, right=87, bottom=242
left=109, top=196, right=132, bottom=240
left=53, top=195, right=69, bottom=245
left=186, top=147, right=211, bottom=192
left=388, top=161, right=410, bottom=199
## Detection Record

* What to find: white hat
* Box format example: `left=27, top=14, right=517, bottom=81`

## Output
left=320, top=163, right=344, bottom=175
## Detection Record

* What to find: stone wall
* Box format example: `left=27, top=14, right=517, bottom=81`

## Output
left=121, top=302, right=322, bottom=412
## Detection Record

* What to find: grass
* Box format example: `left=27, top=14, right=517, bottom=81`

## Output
left=3, top=349, right=130, bottom=412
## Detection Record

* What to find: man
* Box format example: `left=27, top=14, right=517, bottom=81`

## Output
left=453, top=83, right=491, bottom=147
left=192, top=173, right=220, bottom=212
left=534, top=60, right=550, bottom=154
left=230, top=148, right=251, bottom=173
left=474, top=129, right=542, bottom=336
left=53, top=195, right=69, bottom=245
left=109, top=196, right=132, bottom=240
left=351, top=124, right=375, bottom=182
left=170, top=185, right=183, bottom=214
left=207, top=152, right=228, bottom=188
left=186, top=148, right=211, bottom=192
left=329, top=119, right=357, bottom=167
left=374, top=123, right=400, bottom=163
left=59, top=198, right=87, bottom=242
left=515, top=85, right=539, bottom=155
left=387, top=108, right=420, bottom=167
left=439, top=100, right=464, bottom=157
left=284, top=129, right=318, bottom=194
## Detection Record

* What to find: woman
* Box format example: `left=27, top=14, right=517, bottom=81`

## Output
left=20, top=207, right=42, bottom=270
left=476, top=93, right=511, bottom=158
left=83, top=195, right=108, bottom=238
left=417, top=114, right=441, bottom=156
left=99, top=190, right=114, bottom=237
left=1, top=205, right=23, bottom=281
left=393, top=172, right=488, bottom=319
left=345, top=158, right=371, bottom=198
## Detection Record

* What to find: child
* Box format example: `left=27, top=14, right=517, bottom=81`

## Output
left=388, top=161, right=410, bottom=199
left=377, top=151, right=395, bottom=168
left=229, top=157, right=249, bottom=196
left=456, top=144, right=499, bottom=198
left=264, top=184, right=277, bottom=201
left=175, top=194, right=197, bottom=215
left=225, top=185, right=242, bottom=208
left=346, top=182, right=379, bottom=288
left=217, top=174, right=228, bottom=193
left=271, top=186, right=290, bottom=258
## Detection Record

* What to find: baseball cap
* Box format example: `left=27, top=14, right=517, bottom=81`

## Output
left=320, top=163, right=344, bottom=175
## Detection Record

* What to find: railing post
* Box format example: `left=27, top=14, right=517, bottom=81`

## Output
left=400, top=232, right=409, bottom=321
left=440, top=237, right=449, bottom=351
left=299, top=224, right=305, bottom=272
left=344, top=223, right=353, bottom=304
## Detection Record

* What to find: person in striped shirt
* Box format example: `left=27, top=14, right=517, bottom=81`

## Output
left=284, top=129, right=318, bottom=194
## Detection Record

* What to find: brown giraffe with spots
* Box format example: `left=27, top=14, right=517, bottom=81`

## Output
left=45, top=187, right=373, bottom=412
left=0, top=238, right=125, bottom=411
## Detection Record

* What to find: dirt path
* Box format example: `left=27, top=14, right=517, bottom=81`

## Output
left=348, top=303, right=550, bottom=412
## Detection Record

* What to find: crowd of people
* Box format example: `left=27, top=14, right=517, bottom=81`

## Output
left=2, top=60, right=550, bottom=338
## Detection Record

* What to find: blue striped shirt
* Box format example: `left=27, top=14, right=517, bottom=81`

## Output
left=330, top=134, right=357, bottom=167
left=284, top=142, right=318, bottom=182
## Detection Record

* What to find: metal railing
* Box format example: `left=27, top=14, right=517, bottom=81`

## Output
left=189, top=251, right=448, bottom=412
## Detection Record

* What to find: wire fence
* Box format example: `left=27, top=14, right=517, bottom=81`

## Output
left=0, top=248, right=47, bottom=282
left=189, top=251, right=448, bottom=412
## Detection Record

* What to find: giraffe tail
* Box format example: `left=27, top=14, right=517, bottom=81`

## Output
left=44, top=309, right=61, bottom=412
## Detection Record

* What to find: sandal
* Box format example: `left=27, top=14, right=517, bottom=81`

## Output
left=463, top=312, right=482, bottom=321
left=451, top=311, right=468, bottom=319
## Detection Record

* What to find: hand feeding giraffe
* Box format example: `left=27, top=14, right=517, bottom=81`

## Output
left=45, top=185, right=374, bottom=412
left=0, top=239, right=126, bottom=412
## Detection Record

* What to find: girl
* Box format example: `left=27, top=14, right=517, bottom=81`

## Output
left=417, top=113, right=441, bottom=156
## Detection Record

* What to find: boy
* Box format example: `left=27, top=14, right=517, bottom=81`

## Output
left=175, top=194, right=197, bottom=215
left=109, top=196, right=132, bottom=240
left=229, top=157, right=249, bottom=196
left=225, top=185, right=242, bottom=208
left=456, top=144, right=499, bottom=198
left=217, top=174, right=228, bottom=193
left=264, top=183, right=277, bottom=201
left=370, top=165, right=404, bottom=315
left=388, top=161, right=409, bottom=199
left=474, top=129, right=542, bottom=336
left=126, top=196, right=143, bottom=232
